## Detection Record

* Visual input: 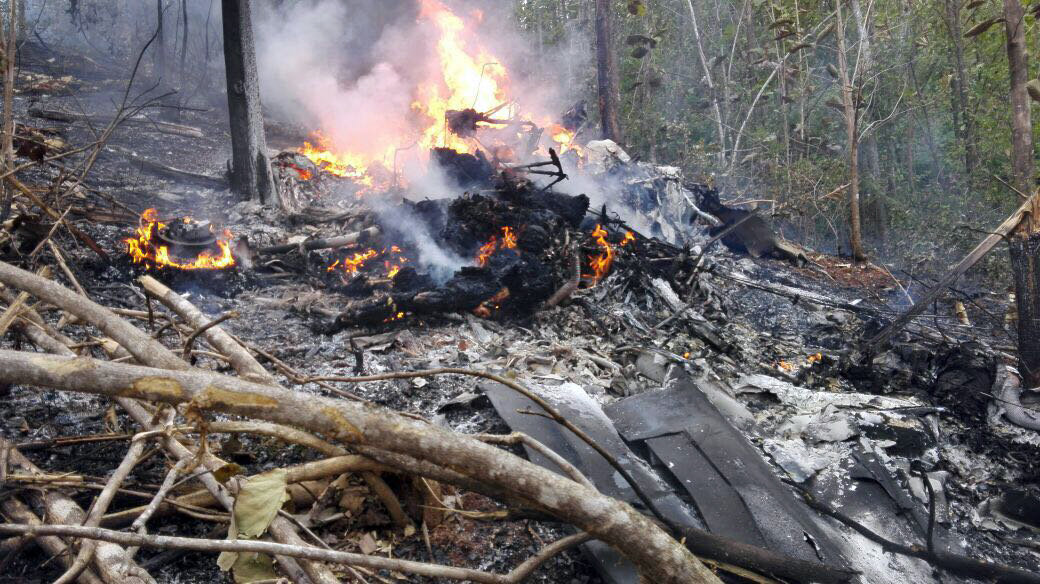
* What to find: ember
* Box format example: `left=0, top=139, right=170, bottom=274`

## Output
left=476, top=226, right=518, bottom=267
left=125, top=209, right=235, bottom=271
left=328, top=245, right=409, bottom=279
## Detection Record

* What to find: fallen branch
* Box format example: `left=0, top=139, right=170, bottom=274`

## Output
left=0, top=496, right=106, bottom=584
left=54, top=420, right=168, bottom=584
left=257, top=226, right=382, bottom=255
left=4, top=441, right=153, bottom=583
left=107, top=145, right=226, bottom=187
left=140, top=275, right=273, bottom=383
left=0, top=523, right=592, bottom=584
left=29, top=107, right=204, bottom=138
left=0, top=349, right=720, bottom=584
left=864, top=192, right=1038, bottom=351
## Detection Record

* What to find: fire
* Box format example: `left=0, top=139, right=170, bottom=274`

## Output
left=585, top=224, right=614, bottom=284
left=476, top=226, right=519, bottom=267
left=621, top=231, right=636, bottom=246
left=125, top=209, right=235, bottom=270
left=298, top=132, right=377, bottom=186
left=294, top=0, right=582, bottom=187
left=548, top=124, right=584, bottom=156
left=414, top=0, right=509, bottom=154
left=328, top=245, right=409, bottom=279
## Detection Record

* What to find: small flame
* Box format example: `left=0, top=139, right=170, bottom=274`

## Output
left=621, top=231, right=636, bottom=246
left=125, top=209, right=235, bottom=270
left=476, top=226, right=519, bottom=267
left=329, top=245, right=409, bottom=279
left=585, top=224, right=614, bottom=285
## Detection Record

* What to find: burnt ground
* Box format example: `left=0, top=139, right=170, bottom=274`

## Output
left=2, top=40, right=1039, bottom=584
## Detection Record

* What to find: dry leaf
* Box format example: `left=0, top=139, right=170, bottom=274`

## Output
left=231, top=553, right=278, bottom=583
left=235, top=468, right=290, bottom=538
left=1028, top=79, right=1040, bottom=103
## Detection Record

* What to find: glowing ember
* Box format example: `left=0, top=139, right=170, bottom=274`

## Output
left=328, top=245, right=409, bottom=279
left=476, top=226, right=519, bottom=267
left=474, top=286, right=511, bottom=318
left=585, top=224, right=614, bottom=284
left=125, top=209, right=235, bottom=271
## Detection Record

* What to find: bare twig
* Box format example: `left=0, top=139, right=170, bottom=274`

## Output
left=0, top=524, right=592, bottom=584
left=54, top=414, right=171, bottom=584
left=181, top=309, right=238, bottom=360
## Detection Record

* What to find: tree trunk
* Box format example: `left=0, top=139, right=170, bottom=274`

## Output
left=944, top=0, right=979, bottom=175
left=222, top=0, right=277, bottom=204
left=1003, top=0, right=1033, bottom=197
left=835, top=0, right=867, bottom=263
left=594, top=0, right=623, bottom=143
left=1, top=0, right=15, bottom=222
left=1004, top=0, right=1040, bottom=386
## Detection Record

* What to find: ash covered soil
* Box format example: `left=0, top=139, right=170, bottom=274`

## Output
left=2, top=42, right=1040, bottom=584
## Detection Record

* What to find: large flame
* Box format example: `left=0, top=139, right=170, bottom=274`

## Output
left=125, top=209, right=235, bottom=271
left=297, top=0, right=580, bottom=184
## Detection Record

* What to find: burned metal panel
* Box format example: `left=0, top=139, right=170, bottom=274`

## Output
left=480, top=381, right=704, bottom=584
left=605, top=375, right=850, bottom=568
left=643, top=433, right=768, bottom=547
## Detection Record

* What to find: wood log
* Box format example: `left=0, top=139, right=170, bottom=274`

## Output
left=28, top=107, right=204, bottom=138
left=106, top=145, right=225, bottom=188
left=258, top=226, right=381, bottom=255
left=0, top=348, right=721, bottom=584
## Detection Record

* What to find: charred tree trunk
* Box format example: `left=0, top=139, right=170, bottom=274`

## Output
left=1009, top=231, right=1040, bottom=386
left=594, top=0, right=623, bottom=143
left=834, top=0, right=867, bottom=263
left=221, top=0, right=276, bottom=204
left=1004, top=0, right=1040, bottom=385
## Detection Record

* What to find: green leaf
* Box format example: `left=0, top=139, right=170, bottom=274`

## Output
left=234, top=468, right=289, bottom=539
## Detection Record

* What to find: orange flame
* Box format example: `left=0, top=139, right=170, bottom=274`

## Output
left=586, top=224, right=614, bottom=285
left=548, top=124, right=584, bottom=156
left=294, top=1, right=583, bottom=188
left=621, top=231, right=636, bottom=246
left=328, top=245, right=409, bottom=279
left=476, top=226, right=519, bottom=267
left=125, top=209, right=235, bottom=270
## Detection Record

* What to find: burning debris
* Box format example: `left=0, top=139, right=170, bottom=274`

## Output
left=125, top=209, right=236, bottom=270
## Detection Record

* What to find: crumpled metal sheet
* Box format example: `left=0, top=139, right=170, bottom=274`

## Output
left=605, top=374, right=851, bottom=568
